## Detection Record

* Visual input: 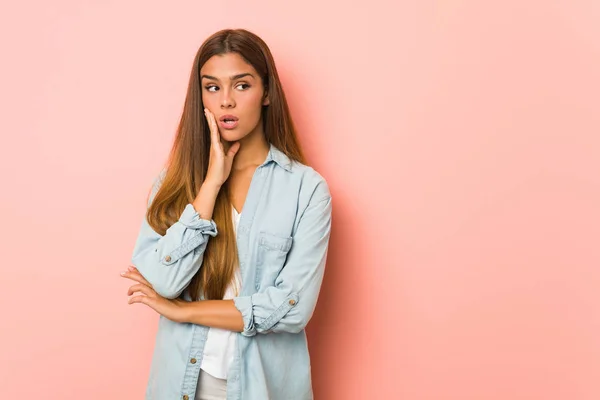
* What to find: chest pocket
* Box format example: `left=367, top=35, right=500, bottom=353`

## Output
left=255, top=231, right=293, bottom=290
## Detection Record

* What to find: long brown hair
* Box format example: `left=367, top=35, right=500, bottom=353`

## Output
left=146, top=29, right=306, bottom=300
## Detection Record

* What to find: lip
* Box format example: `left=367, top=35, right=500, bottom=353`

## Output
left=218, top=114, right=239, bottom=130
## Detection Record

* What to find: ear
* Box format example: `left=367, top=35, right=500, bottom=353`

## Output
left=262, top=87, right=270, bottom=106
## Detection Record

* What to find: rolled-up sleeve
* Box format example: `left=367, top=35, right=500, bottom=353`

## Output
left=130, top=171, right=218, bottom=299
left=233, top=192, right=332, bottom=336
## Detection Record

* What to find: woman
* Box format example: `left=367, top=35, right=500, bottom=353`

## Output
left=120, top=28, right=332, bottom=400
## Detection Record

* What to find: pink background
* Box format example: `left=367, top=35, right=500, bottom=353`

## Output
left=1, top=1, right=599, bottom=399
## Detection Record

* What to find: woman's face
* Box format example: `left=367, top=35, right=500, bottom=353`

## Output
left=200, top=52, right=269, bottom=143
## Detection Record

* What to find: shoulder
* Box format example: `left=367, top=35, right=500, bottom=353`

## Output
left=153, top=167, right=167, bottom=188
left=288, top=160, right=331, bottom=204
left=147, top=167, right=168, bottom=205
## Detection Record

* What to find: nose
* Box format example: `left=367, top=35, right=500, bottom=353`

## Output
left=221, top=88, right=235, bottom=109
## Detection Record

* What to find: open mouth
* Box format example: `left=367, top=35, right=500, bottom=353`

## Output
left=219, top=115, right=239, bottom=129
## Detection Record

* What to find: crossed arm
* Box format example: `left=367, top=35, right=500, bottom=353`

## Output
left=126, top=175, right=332, bottom=335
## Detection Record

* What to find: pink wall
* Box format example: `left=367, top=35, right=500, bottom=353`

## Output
left=1, top=1, right=599, bottom=399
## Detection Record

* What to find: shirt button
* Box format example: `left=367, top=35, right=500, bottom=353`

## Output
left=183, top=396, right=189, bottom=400
left=165, top=255, right=172, bottom=262
left=289, top=299, right=296, bottom=306
left=190, top=358, right=196, bottom=364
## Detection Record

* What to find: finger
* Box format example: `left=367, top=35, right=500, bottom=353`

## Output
left=121, top=271, right=153, bottom=288
left=123, top=267, right=148, bottom=282
left=128, top=294, right=149, bottom=305
left=127, top=269, right=153, bottom=288
left=227, top=141, right=241, bottom=158
left=211, top=113, right=222, bottom=147
left=203, top=108, right=214, bottom=142
left=128, top=283, right=153, bottom=297
left=210, top=114, right=224, bottom=153
left=204, top=108, right=221, bottom=149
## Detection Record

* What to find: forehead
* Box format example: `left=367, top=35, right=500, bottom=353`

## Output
left=200, top=53, right=257, bottom=79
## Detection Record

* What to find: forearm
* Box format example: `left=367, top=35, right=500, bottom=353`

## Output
left=192, top=181, right=221, bottom=220
left=183, top=299, right=244, bottom=332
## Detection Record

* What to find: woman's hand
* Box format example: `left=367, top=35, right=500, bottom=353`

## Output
left=121, top=266, right=189, bottom=323
left=203, top=107, right=241, bottom=187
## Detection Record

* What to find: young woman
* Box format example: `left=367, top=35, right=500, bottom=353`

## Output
left=120, top=28, right=333, bottom=400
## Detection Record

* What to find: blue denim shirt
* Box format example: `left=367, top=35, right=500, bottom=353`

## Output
left=130, top=143, right=332, bottom=400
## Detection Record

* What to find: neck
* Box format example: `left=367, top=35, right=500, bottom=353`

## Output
left=229, top=123, right=270, bottom=172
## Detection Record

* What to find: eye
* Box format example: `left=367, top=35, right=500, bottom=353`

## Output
left=205, top=85, right=218, bottom=92
left=236, top=83, right=250, bottom=90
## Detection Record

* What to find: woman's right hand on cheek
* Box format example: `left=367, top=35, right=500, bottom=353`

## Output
left=203, top=108, right=241, bottom=188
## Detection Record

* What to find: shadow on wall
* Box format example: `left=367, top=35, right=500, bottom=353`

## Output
left=306, top=198, right=362, bottom=397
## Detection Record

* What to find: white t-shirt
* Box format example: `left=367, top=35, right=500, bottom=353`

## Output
left=199, top=205, right=242, bottom=379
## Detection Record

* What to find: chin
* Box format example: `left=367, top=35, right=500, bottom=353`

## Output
left=221, top=130, right=249, bottom=143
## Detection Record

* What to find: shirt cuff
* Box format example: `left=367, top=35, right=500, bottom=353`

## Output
left=178, top=203, right=218, bottom=233
left=233, top=296, right=256, bottom=336
left=233, top=292, right=300, bottom=336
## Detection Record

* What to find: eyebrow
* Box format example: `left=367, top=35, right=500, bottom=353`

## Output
left=200, top=73, right=255, bottom=81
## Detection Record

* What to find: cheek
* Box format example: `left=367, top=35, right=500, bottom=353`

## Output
left=201, top=93, right=215, bottom=108
left=241, top=94, right=265, bottom=117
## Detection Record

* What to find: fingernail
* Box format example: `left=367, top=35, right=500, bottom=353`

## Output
left=128, top=266, right=134, bottom=271
left=120, top=271, right=126, bottom=276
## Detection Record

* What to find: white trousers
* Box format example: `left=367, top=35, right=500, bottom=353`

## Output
left=195, top=369, right=227, bottom=400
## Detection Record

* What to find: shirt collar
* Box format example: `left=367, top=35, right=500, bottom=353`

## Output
left=264, top=143, right=293, bottom=172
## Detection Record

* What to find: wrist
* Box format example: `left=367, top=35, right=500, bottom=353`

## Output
left=202, top=178, right=222, bottom=190
left=192, top=182, right=220, bottom=216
